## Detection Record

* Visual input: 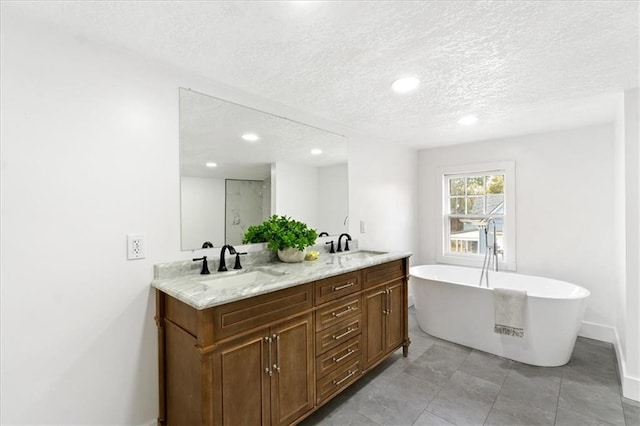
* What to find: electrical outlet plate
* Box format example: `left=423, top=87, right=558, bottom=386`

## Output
left=360, top=220, right=366, bottom=233
left=127, top=234, right=146, bottom=260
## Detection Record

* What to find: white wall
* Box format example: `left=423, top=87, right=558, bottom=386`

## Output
left=620, top=88, right=640, bottom=399
left=273, top=162, right=319, bottom=227
left=1, top=10, right=421, bottom=424
left=614, top=93, right=627, bottom=361
left=180, top=176, right=225, bottom=248
left=317, top=163, right=348, bottom=235
left=349, top=138, right=419, bottom=255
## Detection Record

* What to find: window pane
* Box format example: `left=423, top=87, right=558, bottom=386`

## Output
left=449, top=178, right=465, bottom=196
left=450, top=197, right=465, bottom=214
left=487, top=175, right=504, bottom=194
left=466, top=196, right=484, bottom=214
left=486, top=194, right=504, bottom=214
left=467, top=177, right=485, bottom=195
left=449, top=218, right=481, bottom=254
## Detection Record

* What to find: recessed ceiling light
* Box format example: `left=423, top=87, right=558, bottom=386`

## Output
left=205, top=162, right=217, bottom=168
left=458, top=115, right=479, bottom=126
left=311, top=148, right=323, bottom=155
left=391, top=76, right=420, bottom=93
left=241, top=133, right=260, bottom=142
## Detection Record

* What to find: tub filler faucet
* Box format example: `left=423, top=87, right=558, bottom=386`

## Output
left=479, top=219, right=499, bottom=287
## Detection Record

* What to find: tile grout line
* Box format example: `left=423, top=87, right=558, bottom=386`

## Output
left=481, top=359, right=513, bottom=425
left=554, top=365, right=565, bottom=425
left=419, top=347, right=473, bottom=426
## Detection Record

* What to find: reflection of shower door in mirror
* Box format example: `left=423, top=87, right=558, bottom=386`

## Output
left=225, top=179, right=269, bottom=245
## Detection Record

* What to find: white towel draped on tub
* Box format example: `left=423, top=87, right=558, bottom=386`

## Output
left=493, top=288, right=527, bottom=337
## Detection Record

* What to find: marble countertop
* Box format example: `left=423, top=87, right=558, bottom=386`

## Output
left=152, top=250, right=412, bottom=310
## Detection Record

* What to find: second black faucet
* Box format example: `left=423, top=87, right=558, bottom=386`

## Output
left=337, top=233, right=352, bottom=252
left=218, top=245, right=236, bottom=272
left=218, top=244, right=248, bottom=271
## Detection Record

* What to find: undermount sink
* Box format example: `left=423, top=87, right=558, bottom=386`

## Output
left=337, top=250, right=388, bottom=260
left=199, top=268, right=285, bottom=289
left=324, top=250, right=388, bottom=265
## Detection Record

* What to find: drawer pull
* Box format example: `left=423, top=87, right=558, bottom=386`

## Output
left=332, top=282, right=355, bottom=291
left=332, top=306, right=354, bottom=317
left=332, top=349, right=354, bottom=363
left=333, top=369, right=356, bottom=386
left=332, top=327, right=354, bottom=340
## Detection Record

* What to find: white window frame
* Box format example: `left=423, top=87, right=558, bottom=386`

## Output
left=435, top=161, right=516, bottom=271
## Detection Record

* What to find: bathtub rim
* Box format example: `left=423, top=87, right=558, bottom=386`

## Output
left=409, top=264, right=590, bottom=300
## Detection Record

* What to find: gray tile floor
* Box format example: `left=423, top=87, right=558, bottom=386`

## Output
left=302, top=308, right=640, bottom=426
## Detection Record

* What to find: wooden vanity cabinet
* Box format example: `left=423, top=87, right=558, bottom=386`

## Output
left=360, top=259, right=408, bottom=367
left=157, top=283, right=314, bottom=426
left=363, top=279, right=406, bottom=368
left=211, top=313, right=314, bottom=426
left=156, top=257, right=409, bottom=426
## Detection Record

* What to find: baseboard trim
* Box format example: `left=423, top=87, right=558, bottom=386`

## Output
left=579, top=321, right=640, bottom=401
left=579, top=321, right=617, bottom=342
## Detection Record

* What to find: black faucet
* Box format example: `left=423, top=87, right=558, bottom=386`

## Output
left=201, top=241, right=213, bottom=248
left=318, top=232, right=329, bottom=237
left=193, top=256, right=210, bottom=275
left=326, top=240, right=335, bottom=254
left=337, top=233, right=352, bottom=252
left=218, top=244, right=237, bottom=272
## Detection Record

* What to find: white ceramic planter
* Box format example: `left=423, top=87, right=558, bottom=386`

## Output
left=277, top=247, right=306, bottom=263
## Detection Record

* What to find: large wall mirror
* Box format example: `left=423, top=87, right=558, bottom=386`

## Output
left=180, top=88, right=349, bottom=251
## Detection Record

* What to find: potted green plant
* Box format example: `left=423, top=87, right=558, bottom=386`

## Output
left=243, top=215, right=318, bottom=263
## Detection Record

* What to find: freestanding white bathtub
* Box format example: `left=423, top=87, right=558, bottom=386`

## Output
left=410, top=264, right=590, bottom=367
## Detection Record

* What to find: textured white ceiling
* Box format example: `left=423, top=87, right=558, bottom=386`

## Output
left=5, top=1, right=639, bottom=148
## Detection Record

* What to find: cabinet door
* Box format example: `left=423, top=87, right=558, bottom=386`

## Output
left=270, top=313, right=314, bottom=426
left=212, top=328, right=271, bottom=426
left=363, top=287, right=387, bottom=368
left=386, top=280, right=405, bottom=352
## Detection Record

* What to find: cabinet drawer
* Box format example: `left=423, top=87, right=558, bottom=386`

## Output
left=315, top=296, right=361, bottom=331
left=316, top=335, right=361, bottom=379
left=316, top=359, right=361, bottom=404
left=315, top=271, right=361, bottom=305
left=363, top=260, right=405, bottom=289
left=211, top=283, right=313, bottom=341
left=315, top=317, right=361, bottom=355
